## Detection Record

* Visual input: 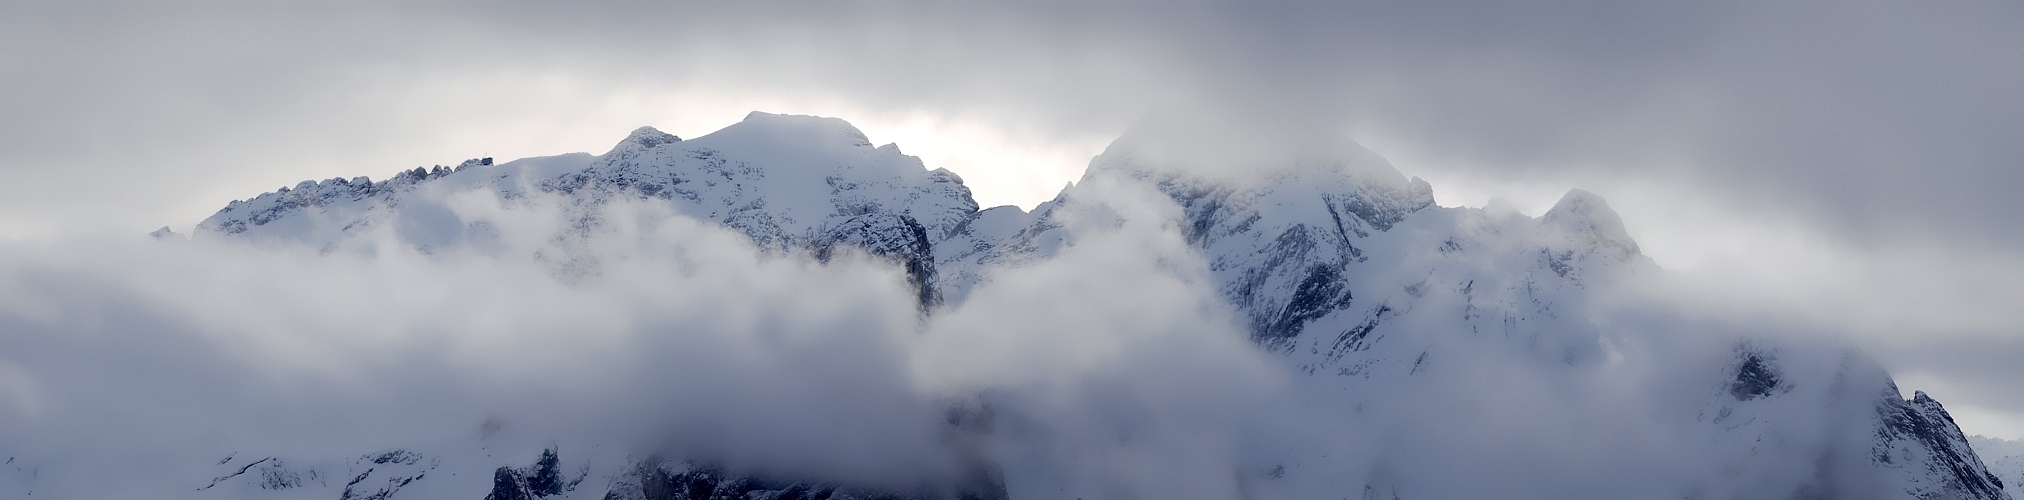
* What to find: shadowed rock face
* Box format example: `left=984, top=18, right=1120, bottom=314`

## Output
left=599, top=458, right=1007, bottom=500
left=1731, top=353, right=1782, bottom=400
left=816, top=213, right=940, bottom=309
left=485, top=448, right=580, bottom=500
left=1876, top=390, right=2010, bottom=499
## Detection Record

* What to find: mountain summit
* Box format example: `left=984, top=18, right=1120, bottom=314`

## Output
left=606, top=126, right=681, bottom=155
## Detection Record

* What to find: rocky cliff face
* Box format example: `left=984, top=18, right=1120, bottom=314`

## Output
left=172, top=112, right=2009, bottom=500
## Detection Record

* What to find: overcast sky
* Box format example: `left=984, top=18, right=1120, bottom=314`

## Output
left=2, top=1, right=2021, bottom=438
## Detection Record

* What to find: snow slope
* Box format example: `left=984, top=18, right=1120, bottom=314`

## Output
left=1971, top=437, right=2024, bottom=499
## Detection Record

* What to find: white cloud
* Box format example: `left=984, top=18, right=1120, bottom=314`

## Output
left=3, top=0, right=2022, bottom=494
left=0, top=164, right=2005, bottom=498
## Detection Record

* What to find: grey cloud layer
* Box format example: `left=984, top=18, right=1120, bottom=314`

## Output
left=8, top=1, right=2022, bottom=244
left=3, top=0, right=2021, bottom=443
left=0, top=176, right=1964, bottom=498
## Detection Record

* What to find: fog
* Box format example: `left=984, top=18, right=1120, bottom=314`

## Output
left=4, top=3, right=2019, bottom=437
left=0, top=162, right=1966, bottom=497
left=0, top=185, right=1268, bottom=497
left=3, top=0, right=2022, bottom=495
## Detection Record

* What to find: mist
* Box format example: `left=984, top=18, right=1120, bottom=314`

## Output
left=0, top=149, right=1969, bottom=498
left=5, top=4, right=2020, bottom=433
left=3, top=0, right=2022, bottom=496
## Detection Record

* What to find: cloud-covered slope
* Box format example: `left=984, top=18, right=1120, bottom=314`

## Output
left=0, top=112, right=2007, bottom=499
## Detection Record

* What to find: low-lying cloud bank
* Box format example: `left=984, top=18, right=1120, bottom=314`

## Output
left=0, top=187, right=1281, bottom=498
left=6, top=1, right=2022, bottom=455
left=0, top=161, right=2001, bottom=499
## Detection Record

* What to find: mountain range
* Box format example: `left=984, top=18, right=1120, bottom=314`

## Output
left=142, top=111, right=2021, bottom=499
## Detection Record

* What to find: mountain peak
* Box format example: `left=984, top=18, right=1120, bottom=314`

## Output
left=607, top=126, right=681, bottom=155
left=1541, top=188, right=1639, bottom=255
left=722, top=111, right=874, bottom=148
left=1090, top=109, right=1396, bottom=184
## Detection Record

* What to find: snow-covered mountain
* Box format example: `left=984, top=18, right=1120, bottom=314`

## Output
left=164, top=111, right=2010, bottom=499
left=198, top=112, right=972, bottom=307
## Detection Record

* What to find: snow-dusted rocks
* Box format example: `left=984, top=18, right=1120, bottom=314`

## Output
left=596, top=457, right=1006, bottom=500
left=194, top=449, right=442, bottom=500
left=1689, top=343, right=2009, bottom=498
left=933, top=117, right=1656, bottom=386
left=1876, top=390, right=2009, bottom=499
left=1971, top=437, right=2024, bottom=499
left=196, top=112, right=977, bottom=303
left=175, top=111, right=2009, bottom=500
left=195, top=155, right=525, bottom=250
